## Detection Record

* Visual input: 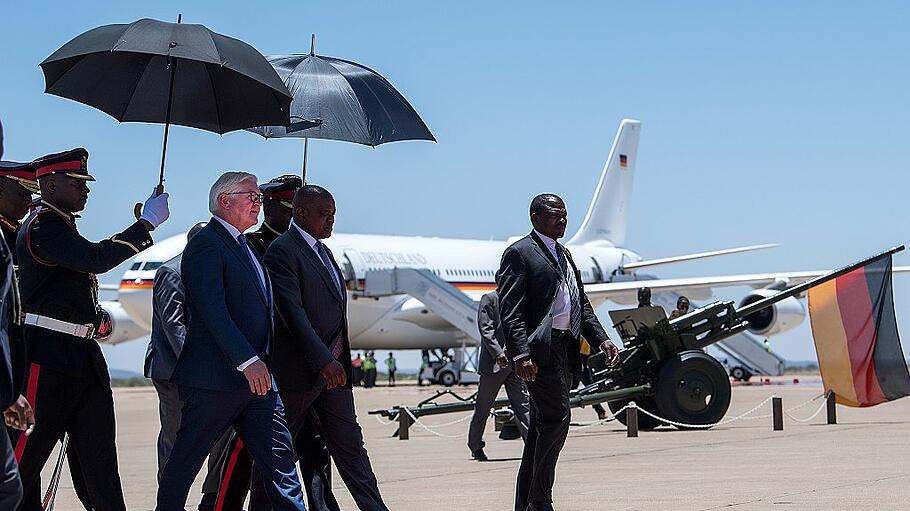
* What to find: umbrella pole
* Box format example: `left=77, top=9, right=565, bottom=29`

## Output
left=302, top=137, right=309, bottom=183
left=158, top=47, right=179, bottom=193
left=135, top=40, right=178, bottom=220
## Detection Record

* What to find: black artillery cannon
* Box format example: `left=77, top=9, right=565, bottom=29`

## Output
left=370, top=246, right=903, bottom=436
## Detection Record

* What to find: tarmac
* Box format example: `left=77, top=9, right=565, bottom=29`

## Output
left=40, top=378, right=910, bottom=510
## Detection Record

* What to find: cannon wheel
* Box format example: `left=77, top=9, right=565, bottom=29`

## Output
left=655, top=350, right=731, bottom=430
left=608, top=397, right=665, bottom=430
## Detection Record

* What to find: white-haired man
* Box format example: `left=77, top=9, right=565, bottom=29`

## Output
left=156, top=172, right=306, bottom=510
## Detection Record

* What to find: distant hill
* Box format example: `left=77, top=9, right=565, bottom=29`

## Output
left=109, top=368, right=144, bottom=380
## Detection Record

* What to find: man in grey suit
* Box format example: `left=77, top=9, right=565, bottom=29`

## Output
left=145, top=222, right=235, bottom=510
left=467, top=291, right=530, bottom=461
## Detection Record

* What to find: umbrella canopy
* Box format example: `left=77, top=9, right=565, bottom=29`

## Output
left=248, top=53, right=435, bottom=145
left=40, top=18, right=292, bottom=135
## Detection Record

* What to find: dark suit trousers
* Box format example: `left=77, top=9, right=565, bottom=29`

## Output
left=249, top=386, right=388, bottom=511
left=156, top=386, right=305, bottom=511
left=153, top=379, right=230, bottom=503
left=467, top=369, right=530, bottom=451
left=515, top=332, right=574, bottom=511
left=0, top=427, right=21, bottom=510
left=10, top=364, right=126, bottom=511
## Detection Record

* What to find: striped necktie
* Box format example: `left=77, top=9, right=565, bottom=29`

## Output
left=558, top=245, right=583, bottom=337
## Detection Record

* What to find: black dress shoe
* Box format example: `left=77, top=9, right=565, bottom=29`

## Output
left=471, top=448, right=488, bottom=461
left=527, top=502, right=555, bottom=511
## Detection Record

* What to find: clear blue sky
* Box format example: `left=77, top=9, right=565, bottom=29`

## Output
left=2, top=2, right=908, bottom=372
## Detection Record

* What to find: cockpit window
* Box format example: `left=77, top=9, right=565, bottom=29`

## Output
left=142, top=262, right=163, bottom=271
left=130, top=262, right=141, bottom=270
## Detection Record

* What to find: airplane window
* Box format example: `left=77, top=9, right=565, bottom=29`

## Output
left=143, top=262, right=163, bottom=271
left=130, top=262, right=141, bottom=270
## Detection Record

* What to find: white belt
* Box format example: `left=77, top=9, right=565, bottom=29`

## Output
left=24, top=313, right=95, bottom=339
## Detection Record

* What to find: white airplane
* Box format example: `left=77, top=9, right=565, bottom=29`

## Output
left=97, top=119, right=881, bottom=356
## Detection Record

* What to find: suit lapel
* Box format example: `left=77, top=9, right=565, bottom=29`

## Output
left=290, top=228, right=344, bottom=304
left=529, top=231, right=559, bottom=272
left=211, top=220, right=268, bottom=307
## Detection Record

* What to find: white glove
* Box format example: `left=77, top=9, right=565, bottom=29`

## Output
left=140, top=189, right=170, bottom=229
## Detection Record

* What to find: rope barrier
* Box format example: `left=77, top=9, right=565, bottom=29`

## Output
left=377, top=392, right=832, bottom=437
left=633, top=395, right=779, bottom=429
left=403, top=408, right=468, bottom=439
left=784, top=396, right=830, bottom=423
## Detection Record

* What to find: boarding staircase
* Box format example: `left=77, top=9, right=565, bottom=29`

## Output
left=361, top=268, right=481, bottom=343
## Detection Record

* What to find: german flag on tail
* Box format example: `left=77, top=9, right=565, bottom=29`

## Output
left=809, top=255, right=910, bottom=407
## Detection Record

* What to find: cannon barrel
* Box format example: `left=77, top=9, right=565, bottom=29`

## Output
left=735, top=245, right=904, bottom=318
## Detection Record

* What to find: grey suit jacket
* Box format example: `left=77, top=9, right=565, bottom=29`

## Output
left=144, top=256, right=186, bottom=381
left=477, top=291, right=510, bottom=376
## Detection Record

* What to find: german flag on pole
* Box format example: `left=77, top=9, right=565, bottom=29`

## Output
left=809, top=255, right=910, bottom=407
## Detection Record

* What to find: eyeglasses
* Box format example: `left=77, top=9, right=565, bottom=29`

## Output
left=224, top=191, right=264, bottom=204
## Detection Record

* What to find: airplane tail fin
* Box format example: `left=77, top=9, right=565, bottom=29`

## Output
left=566, top=119, right=641, bottom=248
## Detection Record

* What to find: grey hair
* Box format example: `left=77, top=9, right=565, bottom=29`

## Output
left=208, top=171, right=257, bottom=213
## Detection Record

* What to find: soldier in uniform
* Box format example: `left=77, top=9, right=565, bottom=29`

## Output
left=668, top=296, right=690, bottom=320
left=245, top=174, right=300, bottom=255
left=10, top=148, right=169, bottom=510
left=216, top=174, right=343, bottom=511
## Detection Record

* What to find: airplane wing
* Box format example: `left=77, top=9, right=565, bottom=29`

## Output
left=585, top=266, right=910, bottom=304
left=98, top=283, right=119, bottom=291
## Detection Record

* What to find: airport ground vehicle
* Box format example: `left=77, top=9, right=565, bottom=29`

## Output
left=371, top=246, right=903, bottom=431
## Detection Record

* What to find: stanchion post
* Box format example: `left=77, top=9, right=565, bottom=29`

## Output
left=772, top=396, right=783, bottom=431
left=626, top=403, right=639, bottom=438
left=826, top=391, right=837, bottom=425
left=399, top=409, right=412, bottom=440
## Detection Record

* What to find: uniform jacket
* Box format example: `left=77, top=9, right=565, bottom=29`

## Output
left=172, top=220, right=273, bottom=391
left=264, top=226, right=352, bottom=392
left=496, top=231, right=609, bottom=372
left=17, top=201, right=152, bottom=384
left=246, top=222, right=282, bottom=259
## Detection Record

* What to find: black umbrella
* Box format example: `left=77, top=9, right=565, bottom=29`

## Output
left=40, top=16, right=293, bottom=190
left=247, top=35, right=435, bottom=182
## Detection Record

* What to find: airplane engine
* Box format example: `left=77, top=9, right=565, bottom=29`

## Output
left=99, top=300, right=150, bottom=345
left=738, top=289, right=805, bottom=337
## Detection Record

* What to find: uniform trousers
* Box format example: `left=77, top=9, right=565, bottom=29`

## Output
left=10, top=363, right=126, bottom=511
left=515, top=331, right=574, bottom=511
left=208, top=413, right=337, bottom=511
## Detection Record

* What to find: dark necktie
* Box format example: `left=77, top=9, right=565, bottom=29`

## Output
left=237, top=234, right=266, bottom=295
left=316, top=241, right=343, bottom=297
left=316, top=241, right=345, bottom=358
left=557, top=244, right=583, bottom=337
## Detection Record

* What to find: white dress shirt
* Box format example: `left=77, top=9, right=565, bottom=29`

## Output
left=534, top=230, right=571, bottom=330
left=292, top=220, right=342, bottom=288
left=212, top=215, right=267, bottom=372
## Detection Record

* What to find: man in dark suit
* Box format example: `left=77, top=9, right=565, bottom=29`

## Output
left=467, top=291, right=530, bottom=461
left=156, top=172, right=305, bottom=510
left=216, top=174, right=342, bottom=511
left=249, top=184, right=387, bottom=511
left=498, top=193, right=620, bottom=511
left=144, top=221, right=243, bottom=511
